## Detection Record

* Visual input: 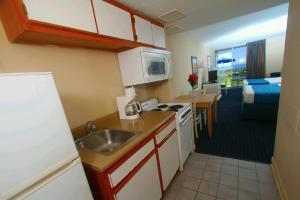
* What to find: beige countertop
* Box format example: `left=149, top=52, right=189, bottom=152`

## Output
left=72, top=111, right=175, bottom=173
left=173, top=93, right=217, bottom=104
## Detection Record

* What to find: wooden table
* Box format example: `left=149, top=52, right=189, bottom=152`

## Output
left=173, top=93, right=218, bottom=138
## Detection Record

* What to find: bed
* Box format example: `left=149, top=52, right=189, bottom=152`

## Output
left=242, top=83, right=281, bottom=120
left=243, top=77, right=281, bottom=85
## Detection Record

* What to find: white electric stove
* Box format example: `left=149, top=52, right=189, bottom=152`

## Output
left=141, top=98, right=193, bottom=170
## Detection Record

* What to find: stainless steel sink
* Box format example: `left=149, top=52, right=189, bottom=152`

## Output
left=76, top=129, right=139, bottom=155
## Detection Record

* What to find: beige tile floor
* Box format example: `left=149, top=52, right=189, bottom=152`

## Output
left=163, top=153, right=279, bottom=200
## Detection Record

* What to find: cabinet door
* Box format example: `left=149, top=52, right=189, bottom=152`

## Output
left=152, top=24, right=166, bottom=48
left=158, top=131, right=180, bottom=190
left=23, top=0, right=97, bottom=33
left=115, top=154, right=161, bottom=200
left=109, top=140, right=155, bottom=187
left=92, top=0, right=134, bottom=41
left=134, top=15, right=153, bottom=45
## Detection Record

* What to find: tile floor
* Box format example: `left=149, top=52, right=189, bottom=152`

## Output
left=163, top=153, right=279, bottom=200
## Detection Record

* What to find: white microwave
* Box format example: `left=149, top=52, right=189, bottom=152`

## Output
left=118, top=47, right=171, bottom=86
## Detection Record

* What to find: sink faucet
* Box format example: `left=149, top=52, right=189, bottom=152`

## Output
left=85, top=121, right=97, bottom=135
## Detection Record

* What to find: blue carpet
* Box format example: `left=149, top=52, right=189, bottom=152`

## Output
left=196, top=87, right=276, bottom=164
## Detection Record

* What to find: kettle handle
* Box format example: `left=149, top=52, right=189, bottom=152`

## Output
left=136, top=103, right=142, bottom=112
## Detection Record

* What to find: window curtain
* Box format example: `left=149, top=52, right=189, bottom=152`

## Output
left=246, top=40, right=266, bottom=79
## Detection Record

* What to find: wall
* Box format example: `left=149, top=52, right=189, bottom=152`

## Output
left=0, top=58, right=3, bottom=72
left=0, top=22, right=154, bottom=129
left=266, top=35, right=286, bottom=77
left=166, top=32, right=215, bottom=98
left=273, top=0, right=300, bottom=199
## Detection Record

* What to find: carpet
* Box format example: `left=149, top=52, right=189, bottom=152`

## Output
left=196, top=87, right=277, bottom=164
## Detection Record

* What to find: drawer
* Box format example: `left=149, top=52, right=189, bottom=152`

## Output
left=156, top=120, right=176, bottom=145
left=108, top=139, right=155, bottom=187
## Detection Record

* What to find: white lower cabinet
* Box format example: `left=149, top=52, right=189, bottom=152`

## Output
left=115, top=154, right=162, bottom=200
left=158, top=131, right=180, bottom=190
left=109, top=140, right=155, bottom=187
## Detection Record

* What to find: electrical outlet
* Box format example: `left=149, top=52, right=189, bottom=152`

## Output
left=285, top=104, right=299, bottom=134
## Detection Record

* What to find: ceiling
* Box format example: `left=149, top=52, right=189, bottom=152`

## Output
left=117, top=0, right=288, bottom=32
left=187, top=3, right=289, bottom=50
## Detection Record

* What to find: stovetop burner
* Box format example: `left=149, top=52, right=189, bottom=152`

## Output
left=169, top=105, right=184, bottom=110
left=157, top=104, right=168, bottom=108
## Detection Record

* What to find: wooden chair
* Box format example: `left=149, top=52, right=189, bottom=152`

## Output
left=191, top=89, right=207, bottom=139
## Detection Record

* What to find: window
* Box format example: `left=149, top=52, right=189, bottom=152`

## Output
left=216, top=45, right=247, bottom=88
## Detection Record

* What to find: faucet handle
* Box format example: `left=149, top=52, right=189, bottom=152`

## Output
left=85, top=121, right=97, bottom=135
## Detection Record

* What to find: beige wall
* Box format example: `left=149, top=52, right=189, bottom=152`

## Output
left=0, top=59, right=3, bottom=72
left=0, top=22, right=155, bottom=129
left=273, top=1, right=300, bottom=199
left=266, top=35, right=286, bottom=77
left=166, top=32, right=215, bottom=98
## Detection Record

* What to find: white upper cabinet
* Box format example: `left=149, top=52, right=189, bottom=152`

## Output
left=23, top=0, right=97, bottom=33
left=152, top=24, right=166, bottom=48
left=92, top=0, right=134, bottom=41
left=134, top=15, right=153, bottom=45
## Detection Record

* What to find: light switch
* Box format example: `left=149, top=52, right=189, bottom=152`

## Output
left=285, top=104, right=299, bottom=134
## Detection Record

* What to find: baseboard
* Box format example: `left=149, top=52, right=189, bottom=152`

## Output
left=271, top=157, right=288, bottom=200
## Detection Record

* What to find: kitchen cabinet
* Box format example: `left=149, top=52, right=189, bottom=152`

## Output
left=134, top=15, right=154, bottom=45
left=158, top=131, right=179, bottom=190
left=109, top=139, right=161, bottom=200
left=156, top=121, right=180, bottom=190
left=23, top=0, right=97, bottom=33
left=84, top=137, right=162, bottom=200
left=82, top=117, right=179, bottom=200
left=0, top=0, right=165, bottom=51
left=115, top=154, right=161, bottom=200
left=108, top=139, right=155, bottom=187
left=92, top=0, right=134, bottom=41
left=152, top=24, right=166, bottom=48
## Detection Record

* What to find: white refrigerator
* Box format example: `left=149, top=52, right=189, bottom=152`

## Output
left=0, top=73, right=93, bottom=200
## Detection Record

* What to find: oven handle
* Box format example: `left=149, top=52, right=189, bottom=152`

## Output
left=180, top=115, right=192, bottom=127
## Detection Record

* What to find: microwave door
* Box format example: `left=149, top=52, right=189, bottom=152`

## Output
left=142, top=52, right=169, bottom=83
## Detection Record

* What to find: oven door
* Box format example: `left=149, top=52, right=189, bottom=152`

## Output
left=142, top=51, right=171, bottom=83
left=179, top=114, right=193, bottom=164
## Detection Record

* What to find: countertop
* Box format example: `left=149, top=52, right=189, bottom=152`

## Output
left=72, top=111, right=175, bottom=173
left=172, top=93, right=217, bottom=104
